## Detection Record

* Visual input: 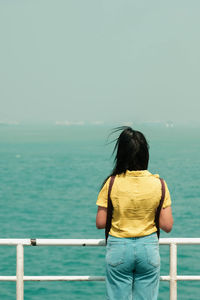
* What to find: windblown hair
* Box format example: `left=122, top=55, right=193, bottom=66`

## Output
left=102, top=126, right=149, bottom=187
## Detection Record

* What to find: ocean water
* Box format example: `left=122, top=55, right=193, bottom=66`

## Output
left=0, top=124, right=200, bottom=299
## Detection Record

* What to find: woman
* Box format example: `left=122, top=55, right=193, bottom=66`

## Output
left=96, top=127, right=173, bottom=300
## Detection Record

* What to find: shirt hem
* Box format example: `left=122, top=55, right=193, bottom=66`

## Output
left=109, top=228, right=158, bottom=238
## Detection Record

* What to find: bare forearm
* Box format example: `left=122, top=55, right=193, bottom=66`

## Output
left=96, top=206, right=107, bottom=229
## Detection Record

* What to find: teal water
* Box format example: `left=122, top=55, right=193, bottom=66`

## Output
left=0, top=125, right=200, bottom=299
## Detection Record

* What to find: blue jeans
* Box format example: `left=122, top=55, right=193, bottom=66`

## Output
left=105, top=233, right=160, bottom=300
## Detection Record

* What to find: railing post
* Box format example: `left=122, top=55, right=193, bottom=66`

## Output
left=16, top=244, right=24, bottom=300
left=170, top=243, right=177, bottom=300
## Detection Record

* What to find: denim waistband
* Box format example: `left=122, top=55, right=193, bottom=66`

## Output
left=108, top=232, right=158, bottom=242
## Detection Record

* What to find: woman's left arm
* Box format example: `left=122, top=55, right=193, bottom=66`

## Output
left=96, top=206, right=107, bottom=229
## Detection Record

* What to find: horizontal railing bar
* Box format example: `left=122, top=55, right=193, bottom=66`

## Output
left=0, top=275, right=200, bottom=282
left=0, top=239, right=31, bottom=246
left=0, top=238, right=200, bottom=246
left=159, top=238, right=200, bottom=245
left=160, top=276, right=200, bottom=281
left=0, top=276, right=16, bottom=281
left=0, top=276, right=105, bottom=282
left=36, top=238, right=200, bottom=246
left=34, top=239, right=106, bottom=246
left=160, top=276, right=170, bottom=281
left=24, top=276, right=105, bottom=281
left=176, top=276, right=200, bottom=281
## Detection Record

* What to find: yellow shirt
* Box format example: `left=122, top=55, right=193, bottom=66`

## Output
left=96, top=170, right=171, bottom=238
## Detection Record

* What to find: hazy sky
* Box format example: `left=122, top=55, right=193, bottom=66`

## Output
left=1, top=0, right=200, bottom=125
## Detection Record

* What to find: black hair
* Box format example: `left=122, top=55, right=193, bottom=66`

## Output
left=102, top=126, right=149, bottom=187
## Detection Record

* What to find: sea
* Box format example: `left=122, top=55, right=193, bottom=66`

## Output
left=0, top=124, right=199, bottom=300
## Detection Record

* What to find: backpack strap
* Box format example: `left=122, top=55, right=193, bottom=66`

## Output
left=105, top=176, right=116, bottom=243
left=155, top=178, right=166, bottom=239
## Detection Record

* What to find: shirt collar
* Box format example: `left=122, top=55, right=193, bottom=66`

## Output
left=125, top=170, right=152, bottom=177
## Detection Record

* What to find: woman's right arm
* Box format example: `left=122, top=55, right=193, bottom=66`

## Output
left=159, top=206, right=173, bottom=233
left=96, top=206, right=107, bottom=229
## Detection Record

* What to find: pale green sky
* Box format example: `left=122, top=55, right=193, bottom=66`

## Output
left=0, top=0, right=200, bottom=125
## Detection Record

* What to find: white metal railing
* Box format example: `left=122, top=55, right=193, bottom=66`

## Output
left=0, top=238, right=200, bottom=300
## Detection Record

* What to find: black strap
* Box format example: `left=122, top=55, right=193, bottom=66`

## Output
left=105, top=176, right=115, bottom=243
left=155, top=178, right=166, bottom=238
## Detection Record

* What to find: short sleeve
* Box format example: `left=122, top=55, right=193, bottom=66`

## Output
left=96, top=178, right=110, bottom=208
left=162, top=180, right=172, bottom=208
